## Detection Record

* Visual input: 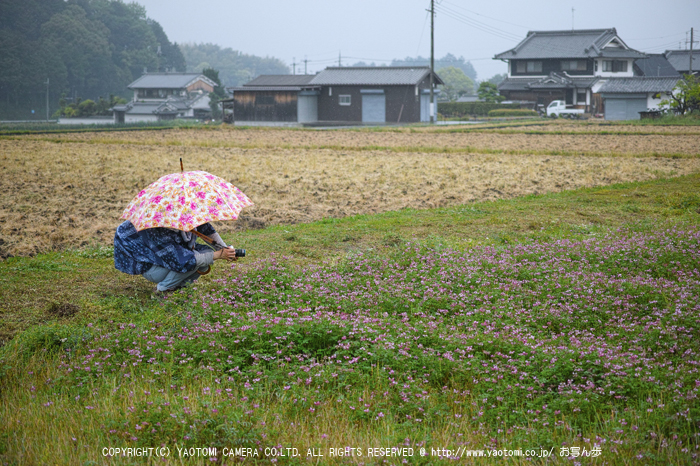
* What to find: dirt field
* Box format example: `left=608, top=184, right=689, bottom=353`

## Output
left=14, top=124, right=700, bottom=156
left=2, top=125, right=699, bottom=258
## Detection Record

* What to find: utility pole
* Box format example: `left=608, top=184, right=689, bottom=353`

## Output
left=571, top=7, right=575, bottom=31
left=293, top=57, right=296, bottom=75
left=304, top=56, right=308, bottom=74
left=45, top=78, right=49, bottom=121
left=338, top=51, right=342, bottom=67
left=429, top=0, right=435, bottom=123
left=690, top=28, right=694, bottom=74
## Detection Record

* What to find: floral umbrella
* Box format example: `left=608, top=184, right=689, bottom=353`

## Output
left=121, top=170, right=253, bottom=232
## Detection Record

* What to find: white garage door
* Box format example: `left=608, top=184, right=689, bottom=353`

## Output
left=362, top=92, right=385, bottom=123
left=420, top=93, right=430, bottom=122
left=605, top=97, right=647, bottom=121
left=297, top=94, right=318, bottom=123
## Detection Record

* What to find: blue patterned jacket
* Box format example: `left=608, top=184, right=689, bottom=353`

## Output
left=113, top=221, right=216, bottom=275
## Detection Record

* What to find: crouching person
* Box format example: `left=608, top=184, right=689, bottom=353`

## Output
left=113, top=220, right=237, bottom=292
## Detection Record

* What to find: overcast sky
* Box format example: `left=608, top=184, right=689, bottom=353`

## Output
left=134, top=0, right=699, bottom=80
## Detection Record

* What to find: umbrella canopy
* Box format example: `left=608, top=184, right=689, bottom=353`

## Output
left=121, top=171, right=253, bottom=231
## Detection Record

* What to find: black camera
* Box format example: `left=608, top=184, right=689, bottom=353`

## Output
left=235, top=248, right=246, bottom=257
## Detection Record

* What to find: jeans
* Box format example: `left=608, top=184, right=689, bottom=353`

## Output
left=143, top=264, right=208, bottom=292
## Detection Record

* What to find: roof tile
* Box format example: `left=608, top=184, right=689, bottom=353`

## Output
left=309, top=67, right=443, bottom=86
left=598, top=77, right=679, bottom=93
left=495, top=29, right=646, bottom=60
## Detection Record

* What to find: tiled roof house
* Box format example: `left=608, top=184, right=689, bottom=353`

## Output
left=112, top=73, right=217, bottom=123
left=494, top=28, right=681, bottom=119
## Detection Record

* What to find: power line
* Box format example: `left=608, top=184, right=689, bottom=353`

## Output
left=416, top=11, right=430, bottom=56
left=441, top=0, right=530, bottom=30
left=434, top=4, right=522, bottom=42
left=627, top=32, right=686, bottom=41
left=435, top=3, right=523, bottom=40
left=643, top=39, right=692, bottom=53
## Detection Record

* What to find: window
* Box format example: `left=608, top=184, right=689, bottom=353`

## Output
left=515, top=61, right=542, bottom=73
left=527, top=61, right=543, bottom=73
left=256, top=95, right=274, bottom=105
left=577, top=92, right=586, bottom=103
left=339, top=95, right=351, bottom=106
left=561, top=60, right=587, bottom=71
left=603, top=60, right=628, bottom=72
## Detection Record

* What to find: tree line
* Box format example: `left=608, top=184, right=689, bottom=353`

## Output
left=0, top=0, right=185, bottom=120
left=179, top=43, right=290, bottom=88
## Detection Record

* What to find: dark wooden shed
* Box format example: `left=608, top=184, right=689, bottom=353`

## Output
left=228, top=75, right=318, bottom=123
left=227, top=67, right=442, bottom=125
left=311, top=67, right=443, bottom=124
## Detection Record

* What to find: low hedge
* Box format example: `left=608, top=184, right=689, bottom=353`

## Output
left=487, top=109, right=539, bottom=117
left=438, top=101, right=520, bottom=117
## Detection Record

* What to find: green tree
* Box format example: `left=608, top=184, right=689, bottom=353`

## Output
left=477, top=82, right=505, bottom=103
left=180, top=43, right=289, bottom=87
left=437, top=66, right=475, bottom=101
left=488, top=73, right=507, bottom=86
left=0, top=0, right=185, bottom=119
left=202, top=68, right=226, bottom=119
left=392, top=54, right=477, bottom=81
left=149, top=20, right=186, bottom=72
left=78, top=99, right=97, bottom=116
left=39, top=5, right=117, bottom=98
left=659, top=75, right=700, bottom=115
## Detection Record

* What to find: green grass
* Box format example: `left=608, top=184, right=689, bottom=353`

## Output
left=2, top=174, right=699, bottom=344
left=1, top=174, right=699, bottom=464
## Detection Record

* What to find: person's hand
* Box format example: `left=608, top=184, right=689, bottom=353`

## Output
left=215, top=247, right=238, bottom=262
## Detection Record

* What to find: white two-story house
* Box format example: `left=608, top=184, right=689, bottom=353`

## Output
left=112, top=73, right=217, bottom=123
left=494, top=28, right=649, bottom=116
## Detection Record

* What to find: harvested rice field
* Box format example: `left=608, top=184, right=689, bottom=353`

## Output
left=13, top=124, right=700, bottom=156
left=1, top=123, right=699, bottom=258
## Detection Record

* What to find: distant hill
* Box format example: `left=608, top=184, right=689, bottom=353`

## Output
left=390, top=54, right=477, bottom=82
left=350, top=54, right=478, bottom=82
left=180, top=43, right=290, bottom=88
left=0, top=0, right=185, bottom=120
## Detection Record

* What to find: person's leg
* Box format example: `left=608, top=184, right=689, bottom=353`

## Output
left=143, top=265, right=205, bottom=292
left=142, top=265, right=169, bottom=287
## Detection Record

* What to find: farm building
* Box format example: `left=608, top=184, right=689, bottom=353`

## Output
left=112, top=73, right=217, bottom=123
left=598, top=77, right=679, bottom=120
left=226, top=66, right=443, bottom=125
left=223, top=75, right=319, bottom=125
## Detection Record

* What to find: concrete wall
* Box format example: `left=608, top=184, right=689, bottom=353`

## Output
left=125, top=114, right=159, bottom=123
left=58, top=117, right=114, bottom=125
left=647, top=92, right=667, bottom=110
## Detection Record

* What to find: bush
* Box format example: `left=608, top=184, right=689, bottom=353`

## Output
left=438, top=101, right=520, bottom=118
left=77, top=99, right=97, bottom=117
left=487, top=108, right=539, bottom=117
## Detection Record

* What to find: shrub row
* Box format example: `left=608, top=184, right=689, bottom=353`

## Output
left=438, top=101, right=520, bottom=117
left=487, top=108, right=539, bottom=117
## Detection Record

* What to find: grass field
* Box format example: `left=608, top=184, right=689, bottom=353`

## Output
left=1, top=121, right=699, bottom=465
